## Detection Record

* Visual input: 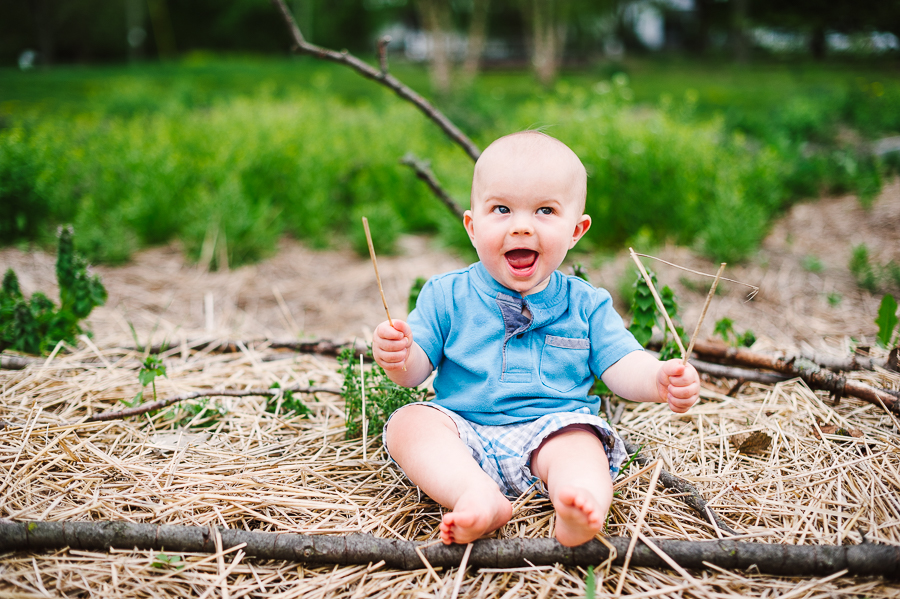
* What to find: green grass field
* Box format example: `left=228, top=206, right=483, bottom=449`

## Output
left=2, top=55, right=898, bottom=267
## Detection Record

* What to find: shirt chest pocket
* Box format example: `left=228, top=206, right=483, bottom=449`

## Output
left=539, top=335, right=591, bottom=393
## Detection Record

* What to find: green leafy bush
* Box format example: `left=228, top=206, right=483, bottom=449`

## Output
left=0, top=226, right=106, bottom=355
left=338, top=347, right=426, bottom=440
left=3, top=60, right=896, bottom=268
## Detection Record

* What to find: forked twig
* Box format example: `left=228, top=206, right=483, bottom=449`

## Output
left=683, top=262, right=726, bottom=365
left=631, top=252, right=759, bottom=300
left=270, top=0, right=480, bottom=163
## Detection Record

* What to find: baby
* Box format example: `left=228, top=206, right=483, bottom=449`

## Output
left=373, top=131, right=699, bottom=547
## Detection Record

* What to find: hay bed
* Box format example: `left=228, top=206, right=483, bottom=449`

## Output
left=1, top=339, right=899, bottom=598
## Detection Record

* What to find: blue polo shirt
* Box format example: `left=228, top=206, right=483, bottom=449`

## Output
left=408, top=262, right=643, bottom=425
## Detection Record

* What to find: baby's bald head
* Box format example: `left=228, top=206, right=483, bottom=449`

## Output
left=471, top=131, right=587, bottom=213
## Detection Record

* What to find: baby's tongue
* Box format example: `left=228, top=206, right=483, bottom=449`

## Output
left=506, top=249, right=537, bottom=269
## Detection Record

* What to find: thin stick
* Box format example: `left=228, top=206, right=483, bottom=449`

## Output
left=363, top=216, right=406, bottom=371
left=362, top=219, right=393, bottom=327
left=683, top=262, right=726, bottom=365
left=629, top=248, right=686, bottom=359
left=360, top=354, right=367, bottom=462
left=615, top=459, right=663, bottom=596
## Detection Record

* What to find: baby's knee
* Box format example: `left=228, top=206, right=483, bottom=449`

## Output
left=384, top=404, right=458, bottom=447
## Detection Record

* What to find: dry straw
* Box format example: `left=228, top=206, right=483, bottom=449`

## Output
left=1, top=334, right=899, bottom=597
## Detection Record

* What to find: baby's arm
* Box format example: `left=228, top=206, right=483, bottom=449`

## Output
left=372, top=319, right=434, bottom=387
left=601, top=351, right=700, bottom=413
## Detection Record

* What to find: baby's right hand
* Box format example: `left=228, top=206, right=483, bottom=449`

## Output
left=373, top=319, right=413, bottom=371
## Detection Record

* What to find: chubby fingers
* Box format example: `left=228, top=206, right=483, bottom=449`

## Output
left=661, top=361, right=700, bottom=413
left=373, top=319, right=412, bottom=370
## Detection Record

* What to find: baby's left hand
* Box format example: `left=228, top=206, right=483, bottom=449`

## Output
left=656, top=360, right=700, bottom=413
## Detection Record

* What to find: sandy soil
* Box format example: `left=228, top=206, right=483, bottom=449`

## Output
left=2, top=179, right=898, bottom=354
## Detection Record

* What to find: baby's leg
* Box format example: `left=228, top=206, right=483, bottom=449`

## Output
left=530, top=424, right=613, bottom=547
left=385, top=405, right=512, bottom=544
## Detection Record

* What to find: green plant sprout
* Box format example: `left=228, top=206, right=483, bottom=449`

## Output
left=122, top=354, right=167, bottom=408
left=585, top=565, right=596, bottom=599
left=876, top=294, right=899, bottom=348
left=265, top=381, right=312, bottom=418
left=151, top=552, right=184, bottom=570
left=0, top=226, right=107, bottom=355
left=170, top=397, right=229, bottom=429
left=338, top=347, right=426, bottom=440
left=713, top=317, right=757, bottom=348
left=849, top=244, right=900, bottom=293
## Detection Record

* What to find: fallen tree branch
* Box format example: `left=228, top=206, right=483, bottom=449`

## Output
left=270, top=0, right=481, bottom=164
left=646, top=350, right=790, bottom=386
left=649, top=336, right=897, bottom=374
left=129, top=338, right=367, bottom=359
left=2, top=520, right=897, bottom=577
left=683, top=340, right=900, bottom=415
left=622, top=441, right=737, bottom=536
left=85, top=384, right=341, bottom=423
left=0, top=354, right=38, bottom=370
left=1, top=339, right=370, bottom=370
left=400, top=153, right=466, bottom=220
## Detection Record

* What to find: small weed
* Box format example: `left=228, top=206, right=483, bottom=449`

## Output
left=151, top=552, right=184, bottom=570
left=338, top=347, right=427, bottom=440
left=850, top=244, right=878, bottom=292
left=124, top=354, right=167, bottom=408
left=802, top=255, right=824, bottom=273
left=0, top=226, right=106, bottom=355
left=265, top=381, right=312, bottom=418
left=628, top=271, right=687, bottom=356
left=827, top=292, right=842, bottom=307
left=714, top=317, right=756, bottom=348
left=169, top=397, right=228, bottom=429
left=628, top=271, right=658, bottom=347
left=585, top=565, right=596, bottom=599
left=849, top=244, right=900, bottom=293
left=876, top=294, right=899, bottom=348
left=408, top=277, right=427, bottom=314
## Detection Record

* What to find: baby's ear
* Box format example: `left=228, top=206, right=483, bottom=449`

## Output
left=463, top=210, right=476, bottom=243
left=569, top=214, right=592, bottom=248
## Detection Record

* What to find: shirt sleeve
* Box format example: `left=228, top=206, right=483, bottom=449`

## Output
left=588, top=287, right=644, bottom=378
left=406, top=276, right=445, bottom=370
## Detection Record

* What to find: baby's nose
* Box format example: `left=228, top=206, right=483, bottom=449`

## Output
left=509, top=215, right=534, bottom=235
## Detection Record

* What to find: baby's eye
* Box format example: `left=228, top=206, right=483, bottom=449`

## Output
left=537, top=207, right=554, bottom=215
left=492, top=205, right=510, bottom=214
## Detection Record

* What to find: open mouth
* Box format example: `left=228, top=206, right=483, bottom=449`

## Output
left=505, top=249, right=538, bottom=275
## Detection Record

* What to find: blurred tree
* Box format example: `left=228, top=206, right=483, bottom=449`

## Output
left=461, top=0, right=490, bottom=82
left=416, top=0, right=454, bottom=94
left=749, top=0, right=900, bottom=59
left=525, top=0, right=571, bottom=86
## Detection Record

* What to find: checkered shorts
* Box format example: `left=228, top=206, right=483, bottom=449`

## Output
left=384, top=402, right=629, bottom=498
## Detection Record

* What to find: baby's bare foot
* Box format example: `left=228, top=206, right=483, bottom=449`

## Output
left=440, top=488, right=512, bottom=545
left=554, top=486, right=604, bottom=547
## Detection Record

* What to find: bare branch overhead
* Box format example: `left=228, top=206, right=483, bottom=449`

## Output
left=270, top=0, right=482, bottom=163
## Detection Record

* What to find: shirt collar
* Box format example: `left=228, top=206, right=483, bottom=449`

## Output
left=471, top=261, right=566, bottom=310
